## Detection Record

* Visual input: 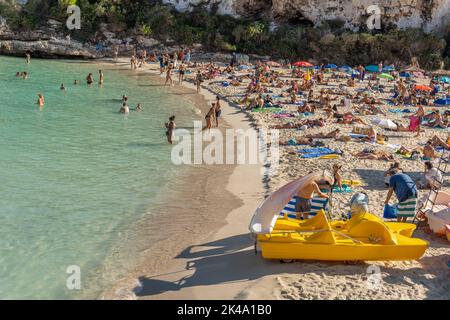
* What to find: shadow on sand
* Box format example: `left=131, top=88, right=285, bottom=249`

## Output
left=135, top=232, right=449, bottom=299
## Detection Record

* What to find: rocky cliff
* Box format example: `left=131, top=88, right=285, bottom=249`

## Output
left=163, top=0, right=450, bottom=33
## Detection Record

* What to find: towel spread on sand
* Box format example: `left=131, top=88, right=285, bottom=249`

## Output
left=298, top=147, right=335, bottom=158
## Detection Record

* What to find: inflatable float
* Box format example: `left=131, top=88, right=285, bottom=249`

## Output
left=249, top=172, right=428, bottom=261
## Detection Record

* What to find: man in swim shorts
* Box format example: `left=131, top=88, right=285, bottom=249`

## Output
left=296, top=180, right=329, bottom=220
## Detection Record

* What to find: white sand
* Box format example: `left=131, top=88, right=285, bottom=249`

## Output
left=109, top=58, right=449, bottom=300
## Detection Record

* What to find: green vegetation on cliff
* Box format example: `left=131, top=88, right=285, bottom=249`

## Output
left=1, top=0, right=449, bottom=69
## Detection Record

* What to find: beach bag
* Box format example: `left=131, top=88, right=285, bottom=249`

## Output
left=383, top=204, right=398, bottom=219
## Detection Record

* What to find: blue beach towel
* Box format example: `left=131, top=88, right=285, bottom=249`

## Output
left=298, top=147, right=335, bottom=158
left=279, top=196, right=330, bottom=219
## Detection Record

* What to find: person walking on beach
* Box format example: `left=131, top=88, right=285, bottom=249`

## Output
left=165, top=64, right=174, bottom=86
left=86, top=73, right=94, bottom=86
left=202, top=103, right=216, bottom=131
left=412, top=104, right=424, bottom=137
left=215, top=96, right=222, bottom=128
left=165, top=116, right=176, bottom=144
left=385, top=171, right=418, bottom=222
left=296, top=179, right=329, bottom=220
left=195, top=70, right=203, bottom=93
left=178, top=63, right=186, bottom=84
left=36, top=93, right=44, bottom=109
left=98, top=70, right=104, bottom=86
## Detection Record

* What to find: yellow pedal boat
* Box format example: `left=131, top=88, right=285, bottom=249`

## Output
left=257, top=210, right=428, bottom=261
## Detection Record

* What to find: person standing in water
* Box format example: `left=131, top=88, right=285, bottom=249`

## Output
left=135, top=103, right=143, bottom=112
left=60, top=83, right=66, bottom=91
left=165, top=64, right=173, bottom=86
left=165, top=116, right=176, bottom=144
left=202, top=103, right=216, bottom=131
left=119, top=102, right=129, bottom=114
left=86, top=73, right=94, bottom=86
left=214, top=96, right=222, bottom=128
left=98, top=70, right=104, bottom=86
left=26, top=53, right=31, bottom=64
left=36, top=94, right=44, bottom=108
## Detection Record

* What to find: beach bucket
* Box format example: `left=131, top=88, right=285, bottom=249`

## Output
left=383, top=204, right=398, bottom=219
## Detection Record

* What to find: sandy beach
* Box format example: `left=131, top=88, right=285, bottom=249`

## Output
left=101, top=58, right=449, bottom=300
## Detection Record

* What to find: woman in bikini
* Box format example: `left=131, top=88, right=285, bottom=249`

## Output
left=202, top=103, right=216, bottom=131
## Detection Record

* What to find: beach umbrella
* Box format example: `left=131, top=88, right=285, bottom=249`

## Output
left=382, top=65, right=395, bottom=72
left=378, top=73, right=394, bottom=80
left=399, top=72, right=412, bottom=78
left=324, top=63, right=338, bottom=69
left=293, top=61, right=313, bottom=67
left=238, top=65, right=250, bottom=70
left=414, top=84, right=432, bottom=92
left=365, top=65, right=379, bottom=73
left=375, top=119, right=398, bottom=130
left=434, top=98, right=450, bottom=106
left=339, top=66, right=353, bottom=73
left=440, top=76, right=450, bottom=83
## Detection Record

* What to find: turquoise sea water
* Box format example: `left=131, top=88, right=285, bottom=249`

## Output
left=0, top=56, right=198, bottom=299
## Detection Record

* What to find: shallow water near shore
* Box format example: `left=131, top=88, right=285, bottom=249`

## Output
left=0, top=56, right=200, bottom=299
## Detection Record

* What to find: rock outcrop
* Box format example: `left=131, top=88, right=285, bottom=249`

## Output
left=162, top=0, right=450, bottom=33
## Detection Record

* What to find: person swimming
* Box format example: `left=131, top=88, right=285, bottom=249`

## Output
left=119, top=102, right=129, bottom=114
left=37, top=93, right=44, bottom=108
left=22, top=72, right=28, bottom=79
left=86, top=73, right=94, bottom=85
left=74, top=80, right=78, bottom=85
left=135, top=103, right=143, bottom=111
left=60, top=83, right=66, bottom=91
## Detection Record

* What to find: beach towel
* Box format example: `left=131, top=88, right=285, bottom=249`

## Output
left=349, top=133, right=368, bottom=139
left=397, top=196, right=418, bottom=218
left=332, top=185, right=353, bottom=193
left=409, top=116, right=420, bottom=131
left=298, top=147, right=335, bottom=159
left=251, top=107, right=283, bottom=113
left=272, top=113, right=294, bottom=118
left=279, top=196, right=329, bottom=219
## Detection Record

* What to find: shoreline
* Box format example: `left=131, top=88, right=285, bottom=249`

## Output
left=99, top=59, right=265, bottom=299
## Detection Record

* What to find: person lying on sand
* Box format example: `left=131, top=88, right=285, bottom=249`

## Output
left=298, top=103, right=315, bottom=114
left=354, top=149, right=394, bottom=161
left=306, top=129, right=340, bottom=139
left=336, top=114, right=367, bottom=125
left=428, top=135, right=449, bottom=150
left=279, top=137, right=313, bottom=146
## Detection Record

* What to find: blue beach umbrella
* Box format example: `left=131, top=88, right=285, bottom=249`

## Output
left=365, top=65, right=379, bottom=73
left=434, top=98, right=450, bottom=106
left=339, top=65, right=353, bottom=72
left=324, top=64, right=338, bottom=69
left=399, top=72, right=411, bottom=78
left=382, top=65, right=395, bottom=72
